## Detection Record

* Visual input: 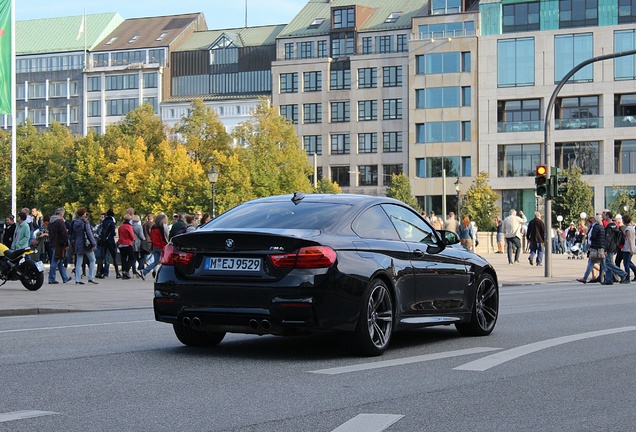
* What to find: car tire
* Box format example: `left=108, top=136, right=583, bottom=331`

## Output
left=172, top=323, right=226, bottom=347
left=455, top=273, right=498, bottom=336
left=350, top=278, right=394, bottom=357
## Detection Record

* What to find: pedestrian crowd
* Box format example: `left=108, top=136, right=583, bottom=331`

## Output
left=0, top=206, right=210, bottom=285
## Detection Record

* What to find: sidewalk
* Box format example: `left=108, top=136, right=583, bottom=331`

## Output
left=0, top=251, right=589, bottom=317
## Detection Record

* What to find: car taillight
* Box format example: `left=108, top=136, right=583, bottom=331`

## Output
left=160, top=244, right=194, bottom=266
left=270, top=246, right=336, bottom=269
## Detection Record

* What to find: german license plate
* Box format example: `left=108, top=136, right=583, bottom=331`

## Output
left=206, top=257, right=261, bottom=272
left=35, top=261, right=45, bottom=272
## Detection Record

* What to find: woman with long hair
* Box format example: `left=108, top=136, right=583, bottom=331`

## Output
left=142, top=214, right=169, bottom=280
left=458, top=215, right=474, bottom=251
left=117, top=213, right=136, bottom=280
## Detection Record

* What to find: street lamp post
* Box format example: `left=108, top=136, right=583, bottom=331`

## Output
left=454, top=177, right=462, bottom=216
left=557, top=215, right=563, bottom=230
left=207, top=166, right=219, bottom=219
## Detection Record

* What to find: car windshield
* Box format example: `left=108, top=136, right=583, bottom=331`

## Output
left=203, top=202, right=351, bottom=230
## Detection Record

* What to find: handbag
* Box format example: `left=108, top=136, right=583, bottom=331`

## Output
left=589, top=248, right=606, bottom=262
left=141, top=240, right=152, bottom=253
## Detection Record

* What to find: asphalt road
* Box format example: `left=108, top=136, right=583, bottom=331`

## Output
left=1, top=280, right=635, bottom=431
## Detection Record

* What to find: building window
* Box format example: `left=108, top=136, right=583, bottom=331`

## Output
left=317, top=40, right=328, bottom=58
left=16, top=84, right=25, bottom=99
left=615, top=140, right=636, bottom=173
left=27, top=83, right=46, bottom=99
left=502, top=1, right=540, bottom=33
left=555, top=95, right=600, bottom=129
left=285, top=43, right=294, bottom=60
left=358, top=165, right=378, bottom=186
left=461, top=51, right=471, bottom=72
left=497, top=144, right=541, bottom=177
left=94, top=53, right=109, bottom=67
left=383, top=99, right=402, bottom=120
left=462, top=156, right=472, bottom=177
left=143, top=97, right=158, bottom=114
left=383, top=66, right=402, bottom=87
left=555, top=33, right=593, bottom=83
left=106, top=98, right=138, bottom=116
left=331, top=134, right=350, bottom=154
left=376, top=35, right=393, bottom=54
left=615, top=93, right=636, bottom=126
left=559, top=0, right=598, bottom=29
left=358, top=133, right=378, bottom=153
left=331, top=32, right=354, bottom=58
left=333, top=7, right=355, bottom=29
left=431, top=0, right=462, bottom=15
left=303, top=71, right=322, bottom=92
left=416, top=121, right=461, bottom=143
left=303, top=103, right=322, bottom=123
left=497, top=37, right=535, bottom=87
left=497, top=99, right=542, bottom=132
left=416, top=52, right=461, bottom=74
left=330, top=67, right=351, bottom=90
left=280, top=73, right=298, bottom=93
left=358, top=67, right=377, bottom=88
left=48, top=81, right=68, bottom=98
left=383, top=132, right=402, bottom=152
left=149, top=49, right=165, bottom=65
left=106, top=74, right=139, bottom=91
left=461, top=86, right=471, bottom=106
left=415, top=157, right=460, bottom=178
left=383, top=165, right=403, bottom=186
left=143, top=72, right=158, bottom=88
left=331, top=101, right=350, bottom=123
left=299, top=41, right=314, bottom=59
left=280, top=104, right=299, bottom=124
left=87, top=76, right=101, bottom=92
left=555, top=141, right=599, bottom=174
left=331, top=166, right=350, bottom=187
left=416, top=87, right=460, bottom=109
left=87, top=100, right=101, bottom=117
left=462, top=121, right=471, bottom=141
left=615, top=30, right=636, bottom=80
left=362, top=37, right=373, bottom=54
left=358, top=100, right=378, bottom=121
left=111, top=50, right=144, bottom=66
left=304, top=135, right=322, bottom=155
left=397, top=34, right=408, bottom=52
left=619, top=0, right=636, bottom=24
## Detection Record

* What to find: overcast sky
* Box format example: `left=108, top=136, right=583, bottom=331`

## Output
left=16, top=0, right=307, bottom=29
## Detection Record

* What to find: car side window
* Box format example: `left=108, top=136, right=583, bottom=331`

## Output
left=351, top=205, right=400, bottom=241
left=382, top=204, right=436, bottom=244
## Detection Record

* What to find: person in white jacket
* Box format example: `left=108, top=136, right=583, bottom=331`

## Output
left=502, top=209, right=527, bottom=265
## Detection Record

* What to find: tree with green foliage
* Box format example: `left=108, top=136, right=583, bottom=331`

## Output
left=607, top=186, right=635, bottom=219
left=207, top=149, right=254, bottom=214
left=551, top=166, right=593, bottom=226
left=117, top=103, right=167, bottom=155
left=174, top=99, right=232, bottom=170
left=233, top=101, right=313, bottom=198
left=460, top=171, right=499, bottom=232
left=385, top=173, right=420, bottom=211
left=315, top=178, right=342, bottom=194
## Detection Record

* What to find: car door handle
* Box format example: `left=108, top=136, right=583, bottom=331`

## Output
left=412, top=249, right=424, bottom=257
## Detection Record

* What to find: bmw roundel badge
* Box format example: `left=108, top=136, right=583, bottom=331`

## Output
left=225, top=239, right=234, bottom=249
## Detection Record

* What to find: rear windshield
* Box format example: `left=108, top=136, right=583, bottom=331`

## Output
left=202, top=202, right=351, bottom=230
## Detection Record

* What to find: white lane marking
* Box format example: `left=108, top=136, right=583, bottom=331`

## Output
left=309, top=347, right=501, bottom=375
left=0, top=410, right=58, bottom=423
left=331, top=414, right=404, bottom=432
left=455, top=326, right=636, bottom=372
left=0, top=320, right=154, bottom=334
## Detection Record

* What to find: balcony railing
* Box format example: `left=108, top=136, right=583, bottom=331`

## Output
left=416, top=29, right=476, bottom=41
left=554, top=117, right=603, bottom=130
left=497, top=120, right=543, bottom=133
left=614, top=115, right=636, bottom=128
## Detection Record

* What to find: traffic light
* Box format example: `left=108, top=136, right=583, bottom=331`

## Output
left=535, top=165, right=548, bottom=197
left=556, top=175, right=568, bottom=196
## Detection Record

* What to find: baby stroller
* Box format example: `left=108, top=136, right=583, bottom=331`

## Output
left=568, top=242, right=585, bottom=260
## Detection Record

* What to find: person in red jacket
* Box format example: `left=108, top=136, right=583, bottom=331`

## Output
left=117, top=213, right=136, bottom=280
left=141, top=214, right=168, bottom=280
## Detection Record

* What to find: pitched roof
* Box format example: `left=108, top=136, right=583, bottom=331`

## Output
left=173, top=24, right=286, bottom=52
left=17, top=13, right=125, bottom=55
left=279, top=0, right=429, bottom=38
left=92, top=13, right=206, bottom=52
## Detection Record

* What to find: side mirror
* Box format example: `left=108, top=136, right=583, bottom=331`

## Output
left=439, top=230, right=460, bottom=246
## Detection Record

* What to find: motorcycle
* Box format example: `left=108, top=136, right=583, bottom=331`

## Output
left=0, top=243, right=45, bottom=291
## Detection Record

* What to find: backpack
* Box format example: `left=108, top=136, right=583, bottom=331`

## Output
left=617, top=227, right=626, bottom=250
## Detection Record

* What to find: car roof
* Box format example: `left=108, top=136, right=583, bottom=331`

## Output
left=246, top=193, right=404, bottom=207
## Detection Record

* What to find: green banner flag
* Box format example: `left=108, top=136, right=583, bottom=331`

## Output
left=0, top=0, right=11, bottom=115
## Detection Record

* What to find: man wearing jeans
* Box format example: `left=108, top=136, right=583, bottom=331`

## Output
left=48, top=208, right=71, bottom=284
left=503, top=209, right=527, bottom=265
left=602, top=211, right=628, bottom=285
